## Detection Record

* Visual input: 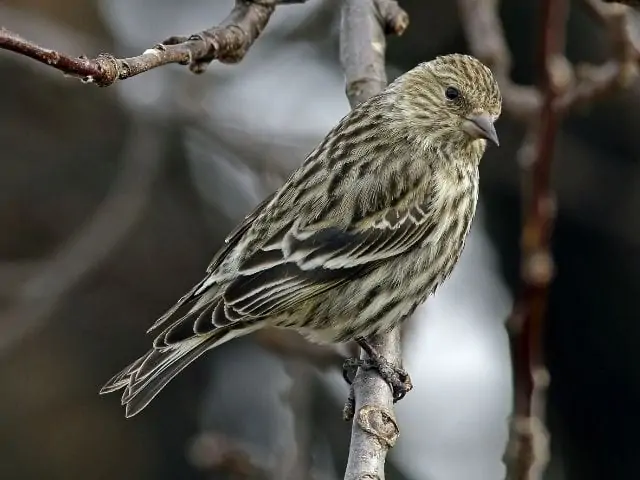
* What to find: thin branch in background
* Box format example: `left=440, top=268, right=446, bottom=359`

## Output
left=0, top=0, right=309, bottom=86
left=505, top=1, right=570, bottom=479
left=562, top=0, right=640, bottom=111
left=339, top=1, right=409, bottom=479
left=459, top=0, right=640, bottom=479
left=0, top=117, right=164, bottom=355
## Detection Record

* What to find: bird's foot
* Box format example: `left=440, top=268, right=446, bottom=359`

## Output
left=341, top=336, right=413, bottom=413
left=342, top=356, right=412, bottom=402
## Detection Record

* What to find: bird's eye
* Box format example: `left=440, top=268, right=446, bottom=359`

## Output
left=445, top=87, right=460, bottom=100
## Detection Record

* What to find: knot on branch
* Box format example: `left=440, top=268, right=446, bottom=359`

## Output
left=176, top=0, right=277, bottom=73
left=547, top=54, right=573, bottom=95
left=200, top=25, right=251, bottom=66
left=94, top=54, right=120, bottom=87
left=374, top=0, right=410, bottom=36
left=503, top=414, right=551, bottom=477
left=356, top=404, right=399, bottom=448
left=522, top=250, right=555, bottom=287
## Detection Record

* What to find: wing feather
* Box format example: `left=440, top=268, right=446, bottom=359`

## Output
left=222, top=197, right=436, bottom=320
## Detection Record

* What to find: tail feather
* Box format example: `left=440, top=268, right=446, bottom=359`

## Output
left=100, top=355, right=146, bottom=394
left=100, top=325, right=256, bottom=417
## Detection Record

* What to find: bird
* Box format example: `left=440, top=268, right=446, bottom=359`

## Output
left=101, top=54, right=502, bottom=417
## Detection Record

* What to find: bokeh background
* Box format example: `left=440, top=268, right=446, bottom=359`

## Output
left=1, top=0, right=639, bottom=479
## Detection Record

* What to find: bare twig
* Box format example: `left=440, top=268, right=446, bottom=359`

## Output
left=343, top=329, right=403, bottom=480
left=0, top=0, right=308, bottom=86
left=339, top=3, right=408, bottom=479
left=559, top=0, right=640, bottom=110
left=0, top=116, right=164, bottom=354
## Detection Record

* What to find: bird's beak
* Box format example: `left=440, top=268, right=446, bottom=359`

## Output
left=462, top=113, right=499, bottom=147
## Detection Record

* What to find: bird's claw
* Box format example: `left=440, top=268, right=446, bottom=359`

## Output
left=341, top=355, right=413, bottom=403
left=342, top=357, right=363, bottom=385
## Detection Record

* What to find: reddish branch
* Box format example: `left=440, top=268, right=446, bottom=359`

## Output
left=505, top=1, right=570, bottom=478
left=458, top=0, right=639, bottom=479
left=0, top=0, right=307, bottom=86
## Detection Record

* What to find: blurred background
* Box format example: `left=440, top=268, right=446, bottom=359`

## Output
left=0, top=0, right=639, bottom=479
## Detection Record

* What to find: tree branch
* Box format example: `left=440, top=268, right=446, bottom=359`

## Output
left=339, top=1, right=409, bottom=479
left=340, top=0, right=408, bottom=108
left=503, top=1, right=570, bottom=478
left=0, top=0, right=308, bottom=86
left=558, top=0, right=640, bottom=111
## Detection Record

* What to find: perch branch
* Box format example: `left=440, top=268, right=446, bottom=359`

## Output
left=340, top=1, right=409, bottom=479
left=0, top=0, right=307, bottom=86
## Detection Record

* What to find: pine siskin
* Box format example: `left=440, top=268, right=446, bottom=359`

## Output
left=101, top=54, right=502, bottom=417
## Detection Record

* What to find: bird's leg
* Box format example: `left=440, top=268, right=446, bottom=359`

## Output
left=341, top=336, right=413, bottom=403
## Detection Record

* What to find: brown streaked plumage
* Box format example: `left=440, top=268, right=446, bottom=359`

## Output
left=101, top=54, right=502, bottom=417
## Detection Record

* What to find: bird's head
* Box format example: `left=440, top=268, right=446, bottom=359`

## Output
left=389, top=54, right=502, bottom=153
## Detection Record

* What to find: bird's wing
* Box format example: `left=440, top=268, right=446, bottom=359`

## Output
left=218, top=191, right=436, bottom=323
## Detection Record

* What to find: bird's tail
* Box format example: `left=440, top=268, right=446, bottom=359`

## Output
left=100, top=324, right=258, bottom=417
